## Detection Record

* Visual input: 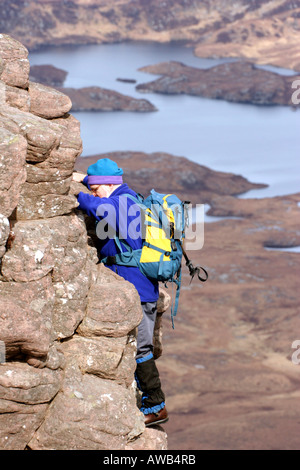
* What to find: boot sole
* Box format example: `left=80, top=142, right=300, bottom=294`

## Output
left=145, top=417, right=169, bottom=427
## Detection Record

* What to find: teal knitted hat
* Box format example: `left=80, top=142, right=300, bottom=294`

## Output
left=87, top=158, right=123, bottom=185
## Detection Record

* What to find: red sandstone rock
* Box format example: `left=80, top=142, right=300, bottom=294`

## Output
left=0, top=276, right=55, bottom=360
left=0, top=215, right=10, bottom=258
left=0, top=362, right=62, bottom=450
left=0, top=128, right=27, bottom=217
left=1, top=83, right=30, bottom=112
left=0, top=34, right=168, bottom=452
left=28, top=362, right=145, bottom=450
left=29, top=81, right=72, bottom=119
left=60, top=335, right=136, bottom=387
left=77, top=264, right=144, bottom=338
left=0, top=35, right=29, bottom=88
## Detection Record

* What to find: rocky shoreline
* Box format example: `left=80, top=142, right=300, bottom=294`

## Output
left=29, top=64, right=68, bottom=87
left=75, top=151, right=267, bottom=204
left=29, top=59, right=300, bottom=111
left=29, top=64, right=157, bottom=113
left=137, top=61, right=300, bottom=107
left=57, top=86, right=157, bottom=112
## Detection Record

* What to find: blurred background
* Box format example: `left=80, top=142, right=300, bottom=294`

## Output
left=3, top=0, right=300, bottom=449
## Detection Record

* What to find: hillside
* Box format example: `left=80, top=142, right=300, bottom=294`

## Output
left=2, top=0, right=300, bottom=71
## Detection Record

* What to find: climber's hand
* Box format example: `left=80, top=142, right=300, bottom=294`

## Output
left=72, top=172, right=86, bottom=183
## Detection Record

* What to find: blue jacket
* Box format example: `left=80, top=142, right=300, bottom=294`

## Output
left=77, top=179, right=159, bottom=303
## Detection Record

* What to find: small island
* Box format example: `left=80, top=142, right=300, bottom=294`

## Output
left=75, top=150, right=267, bottom=205
left=29, top=64, right=68, bottom=87
left=116, top=78, right=137, bottom=84
left=30, top=65, right=156, bottom=112
left=57, top=86, right=157, bottom=112
left=137, top=60, right=300, bottom=107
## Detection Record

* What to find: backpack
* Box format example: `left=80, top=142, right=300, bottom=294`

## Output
left=101, top=189, right=208, bottom=328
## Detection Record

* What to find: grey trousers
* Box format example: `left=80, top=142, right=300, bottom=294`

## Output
left=135, top=301, right=166, bottom=414
left=136, top=301, right=157, bottom=361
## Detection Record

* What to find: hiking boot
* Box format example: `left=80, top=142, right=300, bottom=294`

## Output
left=145, top=406, right=169, bottom=427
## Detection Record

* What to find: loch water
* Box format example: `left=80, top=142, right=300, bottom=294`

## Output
left=29, top=41, right=300, bottom=200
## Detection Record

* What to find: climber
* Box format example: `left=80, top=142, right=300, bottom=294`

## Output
left=72, top=158, right=168, bottom=427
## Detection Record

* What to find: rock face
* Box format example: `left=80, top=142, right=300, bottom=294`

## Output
left=2, top=0, right=300, bottom=71
left=0, top=34, right=167, bottom=451
left=137, top=61, right=300, bottom=106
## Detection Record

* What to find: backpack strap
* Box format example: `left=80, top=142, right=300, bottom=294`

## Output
left=170, top=270, right=181, bottom=329
left=124, top=193, right=143, bottom=205
left=101, top=236, right=139, bottom=267
left=100, top=193, right=143, bottom=267
left=181, top=244, right=208, bottom=283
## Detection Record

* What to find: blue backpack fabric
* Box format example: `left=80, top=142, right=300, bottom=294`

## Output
left=101, top=189, right=208, bottom=328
